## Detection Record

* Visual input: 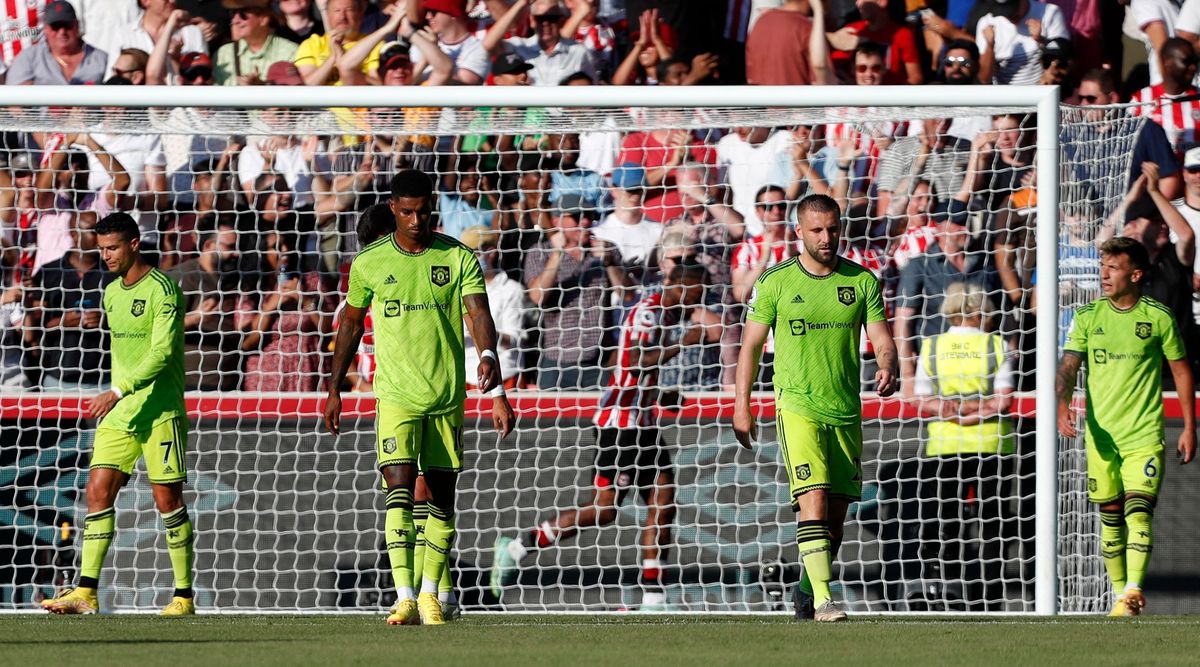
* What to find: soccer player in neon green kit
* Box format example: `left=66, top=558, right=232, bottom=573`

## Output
left=42, top=212, right=194, bottom=616
left=733, top=194, right=897, bottom=623
left=324, top=170, right=516, bottom=625
left=1056, top=236, right=1196, bottom=617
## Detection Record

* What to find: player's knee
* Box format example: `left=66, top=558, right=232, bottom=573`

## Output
left=85, top=475, right=121, bottom=512
left=151, top=489, right=185, bottom=514
left=381, top=463, right=416, bottom=490
left=1123, top=495, right=1155, bottom=520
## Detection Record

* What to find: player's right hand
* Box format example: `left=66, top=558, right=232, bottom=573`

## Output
left=1056, top=402, right=1078, bottom=439
left=732, top=407, right=756, bottom=449
left=323, top=393, right=342, bottom=436
left=1178, top=428, right=1196, bottom=464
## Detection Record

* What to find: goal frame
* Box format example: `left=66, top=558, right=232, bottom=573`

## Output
left=0, top=84, right=1063, bottom=615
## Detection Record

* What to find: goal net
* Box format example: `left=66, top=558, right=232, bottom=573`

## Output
left=0, top=86, right=1145, bottom=614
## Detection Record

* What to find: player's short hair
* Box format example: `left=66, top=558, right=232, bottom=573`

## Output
left=940, top=281, right=994, bottom=324
left=796, top=193, right=842, bottom=220
left=94, top=212, right=140, bottom=242
left=357, top=203, right=396, bottom=247
left=667, top=260, right=707, bottom=284
left=390, top=169, right=435, bottom=201
left=1100, top=236, right=1151, bottom=275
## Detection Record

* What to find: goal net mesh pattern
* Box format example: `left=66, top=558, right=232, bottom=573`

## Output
left=0, top=99, right=1144, bottom=612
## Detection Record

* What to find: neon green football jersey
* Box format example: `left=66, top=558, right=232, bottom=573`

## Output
left=746, top=256, right=887, bottom=426
left=1063, top=296, right=1186, bottom=449
left=101, top=267, right=187, bottom=432
left=347, top=232, right=486, bottom=415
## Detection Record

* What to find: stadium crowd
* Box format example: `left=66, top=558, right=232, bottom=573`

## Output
left=0, top=0, right=1197, bottom=395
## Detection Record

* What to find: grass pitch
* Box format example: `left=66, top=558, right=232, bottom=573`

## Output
left=2, top=614, right=1195, bottom=666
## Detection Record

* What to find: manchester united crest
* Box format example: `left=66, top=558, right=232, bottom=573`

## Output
left=430, top=265, right=451, bottom=286
left=1135, top=321, right=1152, bottom=340
left=837, top=286, right=856, bottom=306
left=131, top=299, right=146, bottom=317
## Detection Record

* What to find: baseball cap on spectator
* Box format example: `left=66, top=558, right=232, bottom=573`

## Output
left=492, top=51, right=533, bottom=76
left=181, top=52, right=214, bottom=78
left=379, top=39, right=413, bottom=73
left=43, top=0, right=76, bottom=25
left=610, top=162, right=646, bottom=191
left=554, top=193, right=597, bottom=221
left=424, top=0, right=467, bottom=18
left=1185, top=146, right=1200, bottom=169
left=460, top=225, right=500, bottom=250
left=266, top=61, right=304, bottom=86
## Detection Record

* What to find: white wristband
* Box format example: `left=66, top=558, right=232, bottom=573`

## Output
left=480, top=349, right=497, bottom=362
left=110, top=386, right=123, bottom=399
left=488, top=385, right=506, bottom=398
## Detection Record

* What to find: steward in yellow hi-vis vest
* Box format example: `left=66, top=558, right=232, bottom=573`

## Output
left=915, top=287, right=1015, bottom=457
left=907, top=282, right=1016, bottom=609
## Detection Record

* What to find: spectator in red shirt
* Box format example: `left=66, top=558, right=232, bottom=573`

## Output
left=745, top=0, right=832, bottom=85
left=828, top=0, right=923, bottom=84
left=616, top=120, right=716, bottom=223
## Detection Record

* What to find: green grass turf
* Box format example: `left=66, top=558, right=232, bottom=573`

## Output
left=2, top=614, right=1196, bottom=666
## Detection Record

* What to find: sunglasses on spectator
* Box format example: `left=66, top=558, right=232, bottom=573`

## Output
left=856, top=63, right=884, bottom=74
left=756, top=202, right=787, bottom=211
left=232, top=8, right=265, bottom=19
left=663, top=253, right=696, bottom=263
left=533, top=15, right=563, bottom=23
left=181, top=68, right=212, bottom=83
left=943, top=56, right=972, bottom=67
left=1077, top=94, right=1100, bottom=104
left=111, top=67, right=141, bottom=78
left=1186, top=166, right=1200, bottom=174
left=47, top=21, right=75, bottom=31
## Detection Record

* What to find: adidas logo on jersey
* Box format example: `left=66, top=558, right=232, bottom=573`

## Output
left=791, top=294, right=805, bottom=304
left=1093, top=327, right=1105, bottom=335
left=384, top=275, right=398, bottom=285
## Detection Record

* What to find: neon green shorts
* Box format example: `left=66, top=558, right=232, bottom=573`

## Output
left=91, top=417, right=189, bottom=484
left=776, top=409, right=863, bottom=504
left=1086, top=437, right=1164, bottom=504
left=376, top=401, right=464, bottom=473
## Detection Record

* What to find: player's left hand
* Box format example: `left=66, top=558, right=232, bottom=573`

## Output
left=477, top=357, right=501, bottom=394
left=1178, top=429, right=1196, bottom=464
left=492, top=395, right=516, bottom=439
left=874, top=367, right=897, bottom=397
left=87, top=390, right=120, bottom=421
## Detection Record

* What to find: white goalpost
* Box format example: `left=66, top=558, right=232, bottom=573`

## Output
left=0, top=84, right=1145, bottom=616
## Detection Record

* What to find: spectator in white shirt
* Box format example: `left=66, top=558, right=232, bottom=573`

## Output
left=976, top=0, right=1068, bottom=86
left=592, top=163, right=663, bottom=269
left=407, top=0, right=489, bottom=84
left=107, top=0, right=209, bottom=83
left=716, top=127, right=793, bottom=237
left=1132, top=0, right=1182, bottom=86
left=483, top=0, right=596, bottom=85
